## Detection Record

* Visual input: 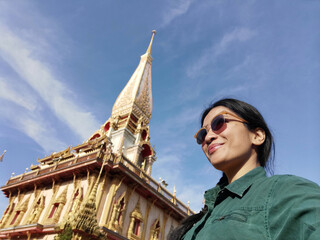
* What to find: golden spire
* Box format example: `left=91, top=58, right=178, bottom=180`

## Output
left=111, top=30, right=156, bottom=125
left=146, top=30, right=156, bottom=55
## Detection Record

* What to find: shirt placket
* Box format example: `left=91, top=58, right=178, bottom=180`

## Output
left=191, top=188, right=229, bottom=239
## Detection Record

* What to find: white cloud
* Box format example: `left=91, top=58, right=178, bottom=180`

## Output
left=161, top=0, right=194, bottom=27
left=152, top=151, right=207, bottom=212
left=0, top=74, right=66, bottom=152
left=0, top=2, right=100, bottom=153
left=16, top=113, right=66, bottom=152
left=152, top=153, right=197, bottom=210
left=215, top=28, right=256, bottom=55
left=177, top=183, right=205, bottom=212
left=187, top=27, right=256, bottom=78
left=0, top=23, right=99, bottom=141
left=0, top=73, right=67, bottom=152
left=166, top=106, right=201, bottom=129
left=151, top=106, right=205, bottom=211
left=0, top=78, right=36, bottom=111
left=0, top=102, right=66, bottom=152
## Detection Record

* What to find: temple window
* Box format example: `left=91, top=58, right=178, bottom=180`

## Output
left=0, top=203, right=14, bottom=225
left=150, top=220, right=160, bottom=240
left=45, top=186, right=67, bottom=224
left=8, top=196, right=30, bottom=226
left=141, top=144, right=152, bottom=158
left=141, top=130, right=147, bottom=140
left=69, top=189, right=79, bottom=212
left=26, top=196, right=45, bottom=224
left=128, top=201, right=143, bottom=240
left=10, top=211, right=20, bottom=225
left=137, top=144, right=152, bottom=171
left=3, top=206, right=9, bottom=216
left=117, top=197, right=125, bottom=224
left=133, top=218, right=141, bottom=235
left=48, top=203, right=59, bottom=218
left=137, top=155, right=144, bottom=169
left=109, top=195, right=126, bottom=232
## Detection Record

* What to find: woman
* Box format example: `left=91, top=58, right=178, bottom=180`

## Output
left=169, top=98, right=320, bottom=240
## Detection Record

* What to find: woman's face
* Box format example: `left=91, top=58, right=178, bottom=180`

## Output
left=201, top=106, right=260, bottom=174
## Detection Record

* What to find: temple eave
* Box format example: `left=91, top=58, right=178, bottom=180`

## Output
left=0, top=223, right=55, bottom=237
left=1, top=152, right=192, bottom=221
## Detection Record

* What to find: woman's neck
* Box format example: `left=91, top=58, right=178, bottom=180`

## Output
left=225, top=159, right=261, bottom=184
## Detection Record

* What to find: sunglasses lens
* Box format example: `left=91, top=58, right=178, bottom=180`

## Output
left=196, top=129, right=207, bottom=144
left=211, top=115, right=225, bottom=132
left=195, top=115, right=226, bottom=144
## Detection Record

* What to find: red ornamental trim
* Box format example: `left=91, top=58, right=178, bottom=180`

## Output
left=104, top=122, right=110, bottom=132
left=90, top=133, right=101, bottom=140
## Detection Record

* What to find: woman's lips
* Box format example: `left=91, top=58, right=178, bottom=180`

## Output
left=208, top=143, right=224, bottom=154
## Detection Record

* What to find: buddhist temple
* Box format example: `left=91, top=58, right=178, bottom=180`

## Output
left=0, top=31, right=191, bottom=240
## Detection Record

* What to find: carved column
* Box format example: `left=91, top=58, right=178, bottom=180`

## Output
left=146, top=155, right=156, bottom=175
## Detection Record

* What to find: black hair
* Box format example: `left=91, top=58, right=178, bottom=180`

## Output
left=168, top=98, right=275, bottom=240
left=201, top=98, right=274, bottom=173
left=167, top=206, right=208, bottom=240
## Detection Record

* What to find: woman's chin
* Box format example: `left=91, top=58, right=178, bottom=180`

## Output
left=209, top=159, right=226, bottom=171
left=207, top=152, right=226, bottom=170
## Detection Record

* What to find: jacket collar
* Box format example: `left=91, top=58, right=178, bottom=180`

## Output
left=204, top=167, right=266, bottom=206
left=225, top=166, right=266, bottom=197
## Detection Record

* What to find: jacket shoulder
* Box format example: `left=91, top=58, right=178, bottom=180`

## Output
left=270, top=174, right=320, bottom=188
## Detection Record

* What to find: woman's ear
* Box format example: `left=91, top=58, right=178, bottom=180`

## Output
left=251, top=128, right=265, bottom=146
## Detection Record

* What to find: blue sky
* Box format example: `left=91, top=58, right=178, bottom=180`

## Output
left=0, top=0, right=319, bottom=213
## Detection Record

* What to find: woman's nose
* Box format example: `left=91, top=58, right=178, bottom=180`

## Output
left=204, top=129, right=218, bottom=143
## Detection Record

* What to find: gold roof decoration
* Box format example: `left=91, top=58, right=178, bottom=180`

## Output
left=56, top=186, right=68, bottom=205
left=37, top=147, right=73, bottom=164
left=112, top=30, right=156, bottom=125
left=17, top=195, right=30, bottom=212
left=130, top=199, right=143, bottom=220
left=62, top=143, right=112, bottom=238
left=72, top=181, right=100, bottom=236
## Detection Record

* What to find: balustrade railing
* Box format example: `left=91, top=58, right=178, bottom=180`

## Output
left=4, top=150, right=192, bottom=215
left=118, top=155, right=192, bottom=215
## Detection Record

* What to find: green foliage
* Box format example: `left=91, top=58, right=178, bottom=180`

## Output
left=55, top=224, right=73, bottom=240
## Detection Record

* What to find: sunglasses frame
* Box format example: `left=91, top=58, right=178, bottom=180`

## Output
left=194, top=111, right=248, bottom=144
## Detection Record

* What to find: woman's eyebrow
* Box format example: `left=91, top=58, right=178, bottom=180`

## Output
left=202, top=112, right=227, bottom=128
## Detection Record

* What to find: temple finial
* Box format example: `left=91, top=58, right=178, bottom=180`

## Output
left=111, top=30, right=155, bottom=127
left=146, top=30, right=156, bottom=55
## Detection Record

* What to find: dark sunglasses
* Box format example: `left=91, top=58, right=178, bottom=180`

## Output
left=194, top=111, right=248, bottom=144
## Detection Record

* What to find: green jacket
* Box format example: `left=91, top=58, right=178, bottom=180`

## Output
left=183, top=167, right=320, bottom=240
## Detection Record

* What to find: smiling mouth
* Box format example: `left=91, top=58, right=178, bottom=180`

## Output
left=208, top=143, right=224, bottom=154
